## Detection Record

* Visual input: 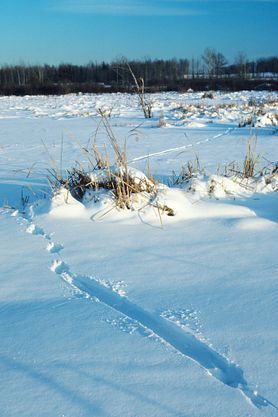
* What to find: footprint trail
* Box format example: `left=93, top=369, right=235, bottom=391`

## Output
left=50, top=258, right=275, bottom=410
left=46, top=241, right=64, bottom=254
left=9, top=210, right=276, bottom=411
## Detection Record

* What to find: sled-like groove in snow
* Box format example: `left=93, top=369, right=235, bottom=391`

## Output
left=51, top=261, right=275, bottom=410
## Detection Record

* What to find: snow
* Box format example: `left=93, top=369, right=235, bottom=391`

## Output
left=0, top=91, right=278, bottom=417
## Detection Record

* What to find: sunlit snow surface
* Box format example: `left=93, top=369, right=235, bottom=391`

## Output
left=0, top=91, right=278, bottom=417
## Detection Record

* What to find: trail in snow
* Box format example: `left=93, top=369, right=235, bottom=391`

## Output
left=51, top=262, right=274, bottom=410
left=21, top=215, right=276, bottom=411
left=128, top=127, right=236, bottom=164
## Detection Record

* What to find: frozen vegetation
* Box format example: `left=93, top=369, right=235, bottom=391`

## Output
left=0, top=90, right=278, bottom=417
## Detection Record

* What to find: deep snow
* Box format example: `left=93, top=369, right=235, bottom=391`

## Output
left=0, top=91, right=278, bottom=417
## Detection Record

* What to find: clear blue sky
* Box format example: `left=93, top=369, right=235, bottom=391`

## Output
left=0, top=0, right=277, bottom=65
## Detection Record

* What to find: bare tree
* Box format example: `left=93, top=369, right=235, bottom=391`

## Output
left=202, top=48, right=227, bottom=78
left=234, top=52, right=248, bottom=79
left=215, top=52, right=227, bottom=77
left=202, top=48, right=217, bottom=78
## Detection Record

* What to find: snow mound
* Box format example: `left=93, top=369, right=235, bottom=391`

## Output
left=256, top=110, right=278, bottom=127
left=49, top=167, right=255, bottom=225
left=188, top=169, right=278, bottom=199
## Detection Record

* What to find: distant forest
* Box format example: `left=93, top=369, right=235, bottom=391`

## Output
left=1, top=50, right=277, bottom=95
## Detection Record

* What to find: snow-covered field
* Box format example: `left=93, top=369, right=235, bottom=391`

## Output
left=0, top=91, right=278, bottom=417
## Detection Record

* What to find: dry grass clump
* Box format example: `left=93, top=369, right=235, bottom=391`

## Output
left=208, top=159, right=278, bottom=197
left=239, top=94, right=278, bottom=128
left=65, top=168, right=95, bottom=201
left=54, top=164, right=157, bottom=209
left=106, top=166, right=155, bottom=210
left=126, top=62, right=153, bottom=119
left=222, top=136, right=259, bottom=180
left=209, top=135, right=278, bottom=196
left=158, top=112, right=166, bottom=128
left=248, top=97, right=257, bottom=107
left=171, top=93, right=277, bottom=128
left=262, top=94, right=277, bottom=106
left=262, top=163, right=278, bottom=191
left=202, top=91, right=215, bottom=99
left=242, top=138, right=258, bottom=178
left=168, top=130, right=277, bottom=198
left=238, top=114, right=255, bottom=128
left=172, top=155, right=203, bottom=186
left=48, top=114, right=174, bottom=216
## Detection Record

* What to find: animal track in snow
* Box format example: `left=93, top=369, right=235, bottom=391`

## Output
left=11, top=208, right=276, bottom=411
left=26, top=221, right=63, bottom=254
left=26, top=222, right=50, bottom=240
left=50, top=258, right=275, bottom=410
left=128, top=127, right=235, bottom=164
left=26, top=222, right=45, bottom=236
left=50, top=259, right=70, bottom=275
left=46, top=241, right=64, bottom=254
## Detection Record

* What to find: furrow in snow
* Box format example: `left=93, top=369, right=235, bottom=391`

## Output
left=50, top=259, right=274, bottom=410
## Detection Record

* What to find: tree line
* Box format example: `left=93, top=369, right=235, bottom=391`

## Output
left=0, top=49, right=277, bottom=95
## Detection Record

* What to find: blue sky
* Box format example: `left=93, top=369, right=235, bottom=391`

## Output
left=0, top=0, right=277, bottom=65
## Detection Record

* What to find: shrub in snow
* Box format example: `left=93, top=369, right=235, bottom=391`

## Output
left=238, top=113, right=255, bottom=128
left=172, top=156, right=205, bottom=189
left=202, top=91, right=215, bottom=99
left=256, top=111, right=278, bottom=127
